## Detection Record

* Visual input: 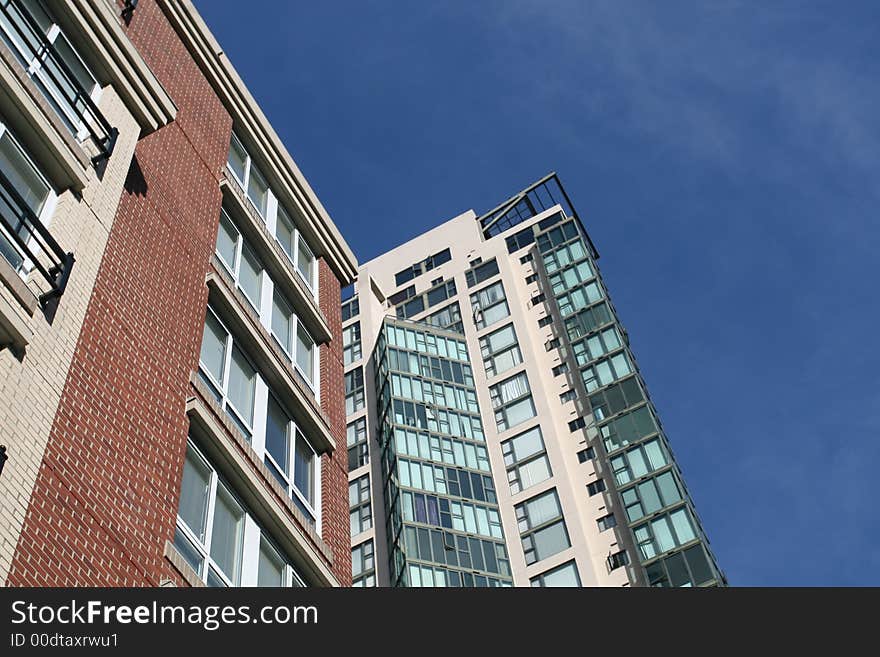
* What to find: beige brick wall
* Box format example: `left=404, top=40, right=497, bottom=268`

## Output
left=0, top=85, right=140, bottom=585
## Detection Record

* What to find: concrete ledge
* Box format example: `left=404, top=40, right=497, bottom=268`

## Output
left=163, top=540, right=205, bottom=588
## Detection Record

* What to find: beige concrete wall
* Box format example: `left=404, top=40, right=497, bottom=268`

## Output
left=0, top=84, right=140, bottom=585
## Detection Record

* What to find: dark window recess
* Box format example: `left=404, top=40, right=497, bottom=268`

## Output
left=537, top=221, right=580, bottom=254
left=538, top=316, right=553, bottom=328
left=426, top=280, right=456, bottom=309
left=0, top=444, right=7, bottom=477
left=569, top=417, right=586, bottom=431
left=559, top=390, right=577, bottom=404
left=394, top=248, right=451, bottom=286
left=607, top=550, right=629, bottom=571
left=465, top=258, right=500, bottom=288
left=597, top=513, right=617, bottom=531
left=531, top=293, right=545, bottom=306
left=587, top=479, right=606, bottom=496
left=431, top=277, right=443, bottom=286
left=0, top=0, right=118, bottom=164
left=396, top=296, right=425, bottom=319
left=525, top=273, right=538, bottom=284
left=341, top=297, right=359, bottom=322
left=537, top=211, right=566, bottom=232
left=553, top=363, right=569, bottom=377
left=506, top=226, right=536, bottom=254
left=576, top=447, right=595, bottom=463
left=469, top=257, right=483, bottom=266
left=520, top=253, right=533, bottom=264
left=545, top=338, right=560, bottom=351
left=388, top=285, right=416, bottom=306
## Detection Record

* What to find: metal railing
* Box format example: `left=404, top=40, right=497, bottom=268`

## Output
left=0, top=0, right=118, bottom=164
left=0, top=166, right=74, bottom=303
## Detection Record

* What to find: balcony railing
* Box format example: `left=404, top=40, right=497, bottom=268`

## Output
left=0, top=0, right=118, bottom=165
left=0, top=166, right=74, bottom=303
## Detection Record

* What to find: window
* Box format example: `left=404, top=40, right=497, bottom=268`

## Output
left=589, top=376, right=645, bottom=422
left=559, top=389, right=577, bottom=404
left=388, top=285, right=416, bottom=306
left=199, top=308, right=257, bottom=437
left=545, top=337, right=560, bottom=351
left=489, top=372, right=536, bottom=432
left=347, top=417, right=368, bottom=471
left=580, top=352, right=632, bottom=392
left=268, top=288, right=317, bottom=389
left=530, top=293, right=545, bottom=306
left=597, top=513, right=617, bottom=532
left=538, top=315, right=553, bottom=328
left=479, top=324, right=522, bottom=378
left=395, top=248, right=450, bottom=286
left=341, top=296, right=359, bottom=322
left=552, top=363, right=569, bottom=377
left=609, top=438, right=668, bottom=486
left=516, top=489, right=570, bottom=565
left=0, top=123, right=56, bottom=273
left=530, top=560, right=581, bottom=587
left=196, top=308, right=321, bottom=526
left=576, top=447, right=595, bottom=463
left=0, top=0, right=100, bottom=140
left=214, top=207, right=262, bottom=311
left=352, top=540, right=375, bottom=587
left=226, top=133, right=317, bottom=295
left=621, top=471, right=683, bottom=523
left=600, top=406, right=658, bottom=454
left=501, top=425, right=552, bottom=494
left=525, top=273, right=538, bottom=284
left=587, top=479, right=606, bottom=496
left=633, top=507, right=698, bottom=561
left=556, top=280, right=604, bottom=317
left=564, top=302, right=612, bottom=341
left=470, top=281, right=509, bottom=330
left=568, top=417, right=586, bottom=432
left=343, top=322, right=362, bottom=366
left=173, top=441, right=306, bottom=587
left=349, top=475, right=372, bottom=537
left=571, top=326, right=622, bottom=367
left=264, top=395, right=318, bottom=520
left=645, top=544, right=717, bottom=587
left=345, top=368, right=365, bottom=415
left=465, top=258, right=499, bottom=288
left=520, top=253, right=533, bottom=264
left=425, top=279, right=456, bottom=309
left=505, top=225, right=536, bottom=253
left=425, top=302, right=464, bottom=334
left=607, top=549, right=630, bottom=572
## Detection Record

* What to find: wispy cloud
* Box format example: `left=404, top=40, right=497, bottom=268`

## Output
left=473, top=0, right=880, bottom=185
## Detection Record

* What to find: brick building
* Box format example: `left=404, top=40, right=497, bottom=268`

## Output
left=0, top=0, right=356, bottom=587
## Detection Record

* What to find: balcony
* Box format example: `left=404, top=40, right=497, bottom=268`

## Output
left=0, top=0, right=118, bottom=165
left=0, top=165, right=73, bottom=304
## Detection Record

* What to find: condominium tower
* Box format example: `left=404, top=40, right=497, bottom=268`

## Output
left=345, top=174, right=725, bottom=587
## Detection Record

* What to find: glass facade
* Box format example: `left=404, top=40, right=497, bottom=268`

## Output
left=535, top=216, right=723, bottom=587
left=373, top=318, right=513, bottom=587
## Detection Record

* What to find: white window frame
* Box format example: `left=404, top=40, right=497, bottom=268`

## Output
left=261, top=392, right=321, bottom=525
left=198, top=305, right=323, bottom=532
left=0, top=121, right=58, bottom=278
left=226, top=132, right=319, bottom=299
left=174, top=440, right=308, bottom=587
left=0, top=2, right=102, bottom=142
left=214, top=207, right=320, bottom=398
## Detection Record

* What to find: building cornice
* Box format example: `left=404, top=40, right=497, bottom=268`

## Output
left=157, top=0, right=358, bottom=284
left=56, top=0, right=177, bottom=134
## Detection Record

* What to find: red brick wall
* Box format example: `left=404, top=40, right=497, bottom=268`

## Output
left=7, top=1, right=231, bottom=586
left=319, top=258, right=352, bottom=585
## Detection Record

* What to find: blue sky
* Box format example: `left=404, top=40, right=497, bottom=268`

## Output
left=197, top=1, right=880, bottom=585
